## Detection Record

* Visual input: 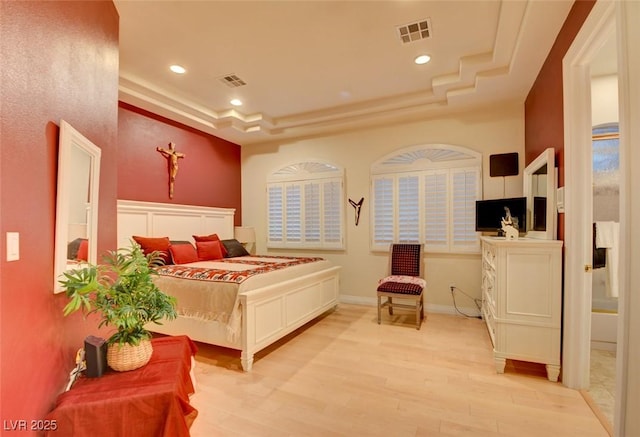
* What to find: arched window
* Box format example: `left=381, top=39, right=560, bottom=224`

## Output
left=592, top=122, right=619, bottom=188
left=267, top=161, right=344, bottom=250
left=370, top=144, right=482, bottom=253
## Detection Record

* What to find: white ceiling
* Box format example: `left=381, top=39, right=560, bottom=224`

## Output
left=115, top=0, right=575, bottom=146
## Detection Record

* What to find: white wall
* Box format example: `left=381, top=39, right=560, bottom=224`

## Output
left=241, top=103, right=525, bottom=313
left=591, top=74, right=619, bottom=126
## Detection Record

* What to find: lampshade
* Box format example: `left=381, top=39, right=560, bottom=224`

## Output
left=68, top=223, right=88, bottom=240
left=234, top=226, right=256, bottom=244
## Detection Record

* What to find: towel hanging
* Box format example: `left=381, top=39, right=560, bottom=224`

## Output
left=592, top=223, right=606, bottom=269
left=595, top=221, right=620, bottom=298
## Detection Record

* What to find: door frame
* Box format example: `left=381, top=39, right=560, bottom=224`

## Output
left=562, top=0, right=615, bottom=390
left=563, top=0, right=640, bottom=434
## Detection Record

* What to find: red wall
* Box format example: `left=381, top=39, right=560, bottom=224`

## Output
left=0, top=0, right=119, bottom=428
left=524, top=0, right=596, bottom=240
left=118, top=102, right=242, bottom=223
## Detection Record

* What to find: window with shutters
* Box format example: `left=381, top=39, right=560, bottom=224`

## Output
left=267, top=161, right=345, bottom=250
left=370, top=144, right=482, bottom=253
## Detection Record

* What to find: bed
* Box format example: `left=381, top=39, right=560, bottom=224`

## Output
left=117, top=200, right=341, bottom=371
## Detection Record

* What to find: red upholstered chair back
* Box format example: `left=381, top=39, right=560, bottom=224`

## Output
left=389, top=244, right=423, bottom=277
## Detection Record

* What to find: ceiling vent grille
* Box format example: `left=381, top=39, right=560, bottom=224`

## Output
left=396, top=19, right=431, bottom=44
left=219, top=74, right=247, bottom=88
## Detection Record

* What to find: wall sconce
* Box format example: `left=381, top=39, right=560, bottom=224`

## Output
left=234, top=226, right=256, bottom=255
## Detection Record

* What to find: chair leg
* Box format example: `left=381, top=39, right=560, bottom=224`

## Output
left=377, top=295, right=381, bottom=324
left=415, top=298, right=421, bottom=330
left=388, top=297, right=393, bottom=315
left=420, top=295, right=425, bottom=321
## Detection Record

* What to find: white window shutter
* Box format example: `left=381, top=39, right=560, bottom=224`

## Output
left=304, top=182, right=321, bottom=243
left=451, top=168, right=480, bottom=250
left=398, top=175, right=420, bottom=242
left=372, top=176, right=394, bottom=247
left=424, top=171, right=448, bottom=249
left=267, top=164, right=344, bottom=250
left=285, top=183, right=302, bottom=243
left=370, top=144, right=481, bottom=254
left=323, top=180, right=342, bottom=246
left=267, top=184, right=283, bottom=243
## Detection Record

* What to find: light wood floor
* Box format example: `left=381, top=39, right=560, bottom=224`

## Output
left=189, top=304, right=608, bottom=436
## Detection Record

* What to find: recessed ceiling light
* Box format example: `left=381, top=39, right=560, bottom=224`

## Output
left=169, top=64, right=186, bottom=74
left=230, top=99, right=243, bottom=107
left=414, top=55, right=431, bottom=65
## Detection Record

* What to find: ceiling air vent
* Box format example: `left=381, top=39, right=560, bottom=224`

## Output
left=396, top=18, right=431, bottom=44
left=219, top=74, right=246, bottom=88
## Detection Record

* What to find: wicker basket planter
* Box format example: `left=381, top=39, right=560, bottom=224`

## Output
left=107, top=340, right=153, bottom=372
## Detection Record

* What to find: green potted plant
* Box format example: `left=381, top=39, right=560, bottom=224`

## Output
left=60, top=242, right=177, bottom=371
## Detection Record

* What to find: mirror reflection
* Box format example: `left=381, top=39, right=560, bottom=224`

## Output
left=54, top=121, right=101, bottom=293
left=530, top=164, right=548, bottom=231
left=523, top=147, right=556, bottom=240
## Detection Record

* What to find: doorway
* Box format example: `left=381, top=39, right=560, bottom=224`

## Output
left=587, top=24, right=619, bottom=428
left=562, top=1, right=640, bottom=435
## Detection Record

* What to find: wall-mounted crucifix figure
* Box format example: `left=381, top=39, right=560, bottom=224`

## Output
left=349, top=197, right=364, bottom=226
left=156, top=142, right=185, bottom=199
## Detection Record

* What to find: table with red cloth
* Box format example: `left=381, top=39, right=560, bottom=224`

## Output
left=45, top=335, right=198, bottom=437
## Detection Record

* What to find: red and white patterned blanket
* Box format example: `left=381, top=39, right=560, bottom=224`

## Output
left=151, top=255, right=329, bottom=341
left=155, top=255, right=323, bottom=284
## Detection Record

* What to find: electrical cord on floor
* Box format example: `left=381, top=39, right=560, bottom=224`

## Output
left=450, top=286, right=483, bottom=319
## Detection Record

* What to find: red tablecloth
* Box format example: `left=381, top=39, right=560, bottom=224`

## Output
left=45, top=335, right=198, bottom=437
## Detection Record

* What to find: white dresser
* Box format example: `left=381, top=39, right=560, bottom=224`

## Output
left=480, top=236, right=563, bottom=382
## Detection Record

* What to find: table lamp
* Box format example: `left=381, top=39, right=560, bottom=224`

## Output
left=234, top=226, right=256, bottom=254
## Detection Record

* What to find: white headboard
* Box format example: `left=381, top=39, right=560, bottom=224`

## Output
left=117, top=200, right=235, bottom=248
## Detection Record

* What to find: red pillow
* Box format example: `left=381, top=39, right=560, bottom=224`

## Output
left=132, top=236, right=171, bottom=263
left=196, top=240, right=224, bottom=261
left=193, top=234, right=228, bottom=257
left=169, top=243, right=198, bottom=264
left=76, top=239, right=88, bottom=261
left=192, top=233, right=220, bottom=242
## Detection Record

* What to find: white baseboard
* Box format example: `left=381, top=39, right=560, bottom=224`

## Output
left=338, top=294, right=481, bottom=318
left=590, top=340, right=617, bottom=352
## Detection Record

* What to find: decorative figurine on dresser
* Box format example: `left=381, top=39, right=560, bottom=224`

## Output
left=500, top=206, right=519, bottom=240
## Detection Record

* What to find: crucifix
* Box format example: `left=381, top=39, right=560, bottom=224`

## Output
left=156, top=142, right=185, bottom=199
left=349, top=197, right=364, bottom=226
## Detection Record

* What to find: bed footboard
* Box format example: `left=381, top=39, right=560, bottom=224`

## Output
left=239, top=265, right=341, bottom=371
left=146, top=265, right=340, bottom=371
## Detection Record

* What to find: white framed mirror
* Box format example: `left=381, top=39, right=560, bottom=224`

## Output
left=523, top=147, right=557, bottom=240
left=53, top=120, right=101, bottom=293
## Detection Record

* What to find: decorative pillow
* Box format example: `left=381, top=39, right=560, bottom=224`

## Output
left=195, top=240, right=224, bottom=261
left=192, top=233, right=220, bottom=242
left=193, top=233, right=228, bottom=257
left=132, top=236, right=171, bottom=264
left=67, top=238, right=87, bottom=260
left=220, top=239, right=250, bottom=258
left=76, top=239, right=89, bottom=261
left=168, top=242, right=198, bottom=264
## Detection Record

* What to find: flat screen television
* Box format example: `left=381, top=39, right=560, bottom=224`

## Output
left=475, top=197, right=526, bottom=234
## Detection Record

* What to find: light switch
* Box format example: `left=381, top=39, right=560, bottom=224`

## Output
left=6, top=232, right=19, bottom=261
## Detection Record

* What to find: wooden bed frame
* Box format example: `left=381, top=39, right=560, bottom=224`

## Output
left=117, top=200, right=341, bottom=371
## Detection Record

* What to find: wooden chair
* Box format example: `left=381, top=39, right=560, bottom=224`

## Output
left=377, top=243, right=426, bottom=329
